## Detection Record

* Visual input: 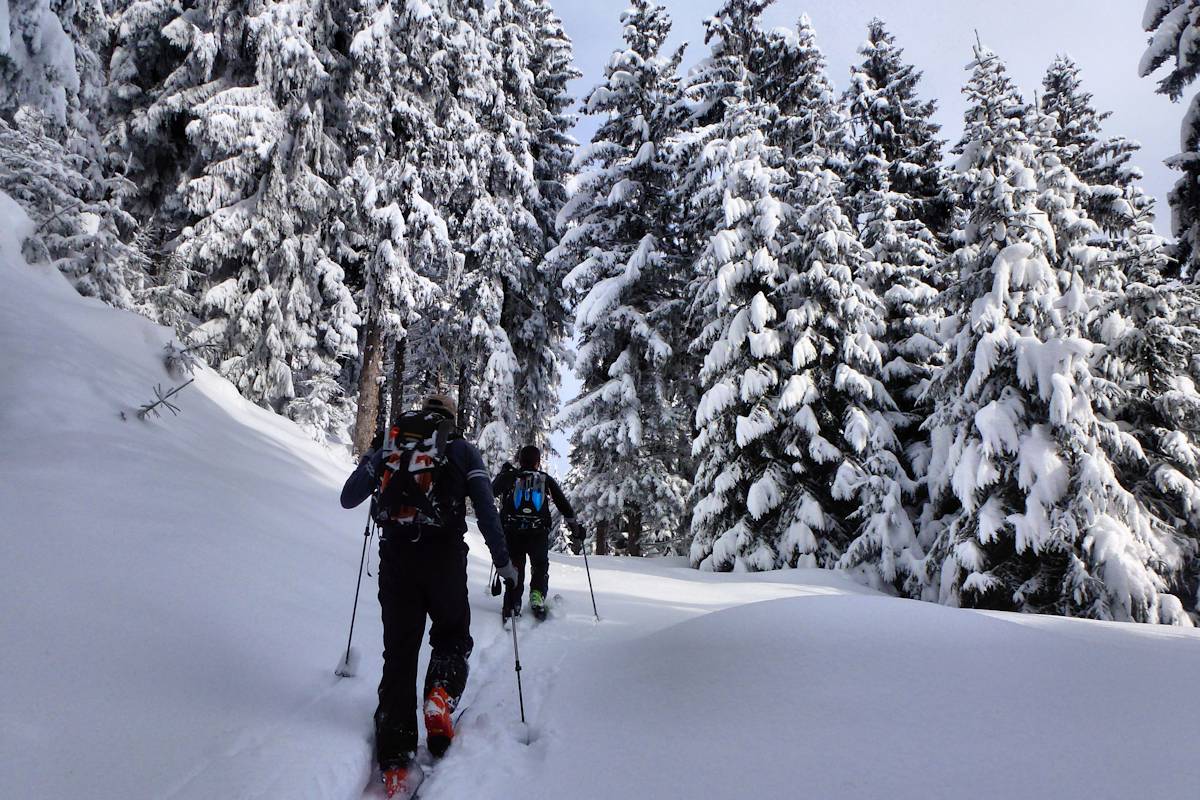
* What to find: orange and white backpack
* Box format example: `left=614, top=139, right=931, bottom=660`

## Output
left=374, top=410, right=457, bottom=527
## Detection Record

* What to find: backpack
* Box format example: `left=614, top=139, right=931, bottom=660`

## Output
left=374, top=410, right=457, bottom=527
left=504, top=470, right=548, bottom=526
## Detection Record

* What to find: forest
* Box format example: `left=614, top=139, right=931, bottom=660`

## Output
left=3, top=0, right=1200, bottom=626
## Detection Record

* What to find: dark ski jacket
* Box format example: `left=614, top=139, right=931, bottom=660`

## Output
left=340, top=438, right=510, bottom=568
left=491, top=466, right=576, bottom=531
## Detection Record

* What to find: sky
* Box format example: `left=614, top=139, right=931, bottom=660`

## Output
left=545, top=0, right=1182, bottom=477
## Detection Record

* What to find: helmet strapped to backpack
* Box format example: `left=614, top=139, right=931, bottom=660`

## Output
left=374, top=410, right=458, bottom=528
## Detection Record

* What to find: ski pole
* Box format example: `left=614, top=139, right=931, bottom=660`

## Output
left=335, top=517, right=373, bottom=678
left=581, top=535, right=600, bottom=621
left=511, top=615, right=528, bottom=733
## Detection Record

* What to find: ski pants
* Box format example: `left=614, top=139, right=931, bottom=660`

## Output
left=374, top=531, right=472, bottom=768
left=503, top=524, right=550, bottom=609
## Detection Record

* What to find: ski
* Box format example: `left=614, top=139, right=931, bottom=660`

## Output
left=364, top=703, right=471, bottom=799
left=408, top=703, right=472, bottom=800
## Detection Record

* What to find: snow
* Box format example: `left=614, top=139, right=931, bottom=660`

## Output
left=529, top=586, right=1200, bottom=800
left=3, top=218, right=1200, bottom=798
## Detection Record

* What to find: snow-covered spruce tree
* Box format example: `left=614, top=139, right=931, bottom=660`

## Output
left=756, top=15, right=852, bottom=186
left=180, top=1, right=358, bottom=438
left=674, top=0, right=769, bottom=263
left=1038, top=54, right=1200, bottom=617
left=105, top=0, right=251, bottom=326
left=673, top=0, right=770, bottom=434
left=1095, top=227, right=1200, bottom=621
left=512, top=0, right=579, bottom=450
left=829, top=20, right=948, bottom=591
left=757, top=15, right=913, bottom=581
left=923, top=44, right=1193, bottom=623
left=1041, top=54, right=1152, bottom=238
left=677, top=0, right=772, bottom=566
left=684, top=5, right=906, bottom=574
left=336, top=0, right=453, bottom=452
left=1, top=0, right=85, bottom=126
left=1141, top=0, right=1200, bottom=278
left=783, top=151, right=911, bottom=580
left=841, top=19, right=950, bottom=239
left=387, top=0, right=498, bottom=415
left=687, top=107, right=800, bottom=571
left=557, top=0, right=690, bottom=556
left=421, top=1, right=522, bottom=468
left=105, top=0, right=241, bottom=232
left=0, top=110, right=141, bottom=308
left=470, top=0, right=577, bottom=460
left=0, top=3, right=145, bottom=309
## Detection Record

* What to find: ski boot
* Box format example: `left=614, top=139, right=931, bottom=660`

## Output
left=530, top=590, right=547, bottom=620
left=424, top=685, right=457, bottom=758
left=381, top=758, right=423, bottom=799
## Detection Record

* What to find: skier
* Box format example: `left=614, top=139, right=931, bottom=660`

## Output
left=492, top=445, right=584, bottom=621
left=340, top=394, right=518, bottom=798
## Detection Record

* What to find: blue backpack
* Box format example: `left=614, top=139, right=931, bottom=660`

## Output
left=505, top=470, right=547, bottom=524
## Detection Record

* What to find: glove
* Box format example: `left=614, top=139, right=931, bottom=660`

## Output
left=363, top=447, right=386, bottom=478
left=496, top=561, right=519, bottom=590
left=566, top=518, right=585, bottom=537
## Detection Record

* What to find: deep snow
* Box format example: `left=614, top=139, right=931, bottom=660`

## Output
left=3, top=195, right=1199, bottom=800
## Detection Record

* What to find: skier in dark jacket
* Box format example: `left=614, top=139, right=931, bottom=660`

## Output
left=491, top=445, right=583, bottom=620
left=340, top=393, right=517, bottom=797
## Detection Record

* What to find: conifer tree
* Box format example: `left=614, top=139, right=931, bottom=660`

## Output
left=835, top=20, right=947, bottom=591
left=756, top=15, right=852, bottom=183
left=923, top=44, right=1193, bottom=623
left=513, top=0, right=579, bottom=450
left=842, top=19, right=949, bottom=237
left=765, top=16, right=911, bottom=581
left=180, top=0, right=358, bottom=436
left=1042, top=54, right=1150, bottom=237
left=672, top=0, right=770, bottom=429
left=687, top=107, right=798, bottom=571
left=1141, top=0, right=1200, bottom=278
left=674, top=0, right=770, bottom=262
left=558, top=0, right=689, bottom=556
left=1, top=0, right=86, bottom=127
left=1096, top=227, right=1200, bottom=622
left=338, top=0, right=452, bottom=451
left=429, top=0, right=525, bottom=466
left=685, top=8, right=905, bottom=575
left=786, top=153, right=908, bottom=579
left=677, top=0, right=776, bottom=567
left=0, top=111, right=142, bottom=308
left=1, top=1, right=144, bottom=309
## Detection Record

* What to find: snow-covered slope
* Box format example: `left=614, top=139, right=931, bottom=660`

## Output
left=0, top=195, right=381, bottom=799
left=3, top=194, right=1199, bottom=800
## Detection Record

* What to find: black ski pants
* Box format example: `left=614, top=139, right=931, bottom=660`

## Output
left=374, top=533, right=472, bottom=768
left=503, top=524, right=550, bottom=609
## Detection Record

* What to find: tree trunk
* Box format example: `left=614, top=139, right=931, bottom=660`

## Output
left=595, top=519, right=609, bottom=556
left=627, top=509, right=643, bottom=557
left=351, top=315, right=384, bottom=457
left=456, top=359, right=472, bottom=432
left=388, top=334, right=407, bottom=426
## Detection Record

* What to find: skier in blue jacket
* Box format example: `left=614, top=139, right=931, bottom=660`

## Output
left=492, top=445, right=584, bottom=620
